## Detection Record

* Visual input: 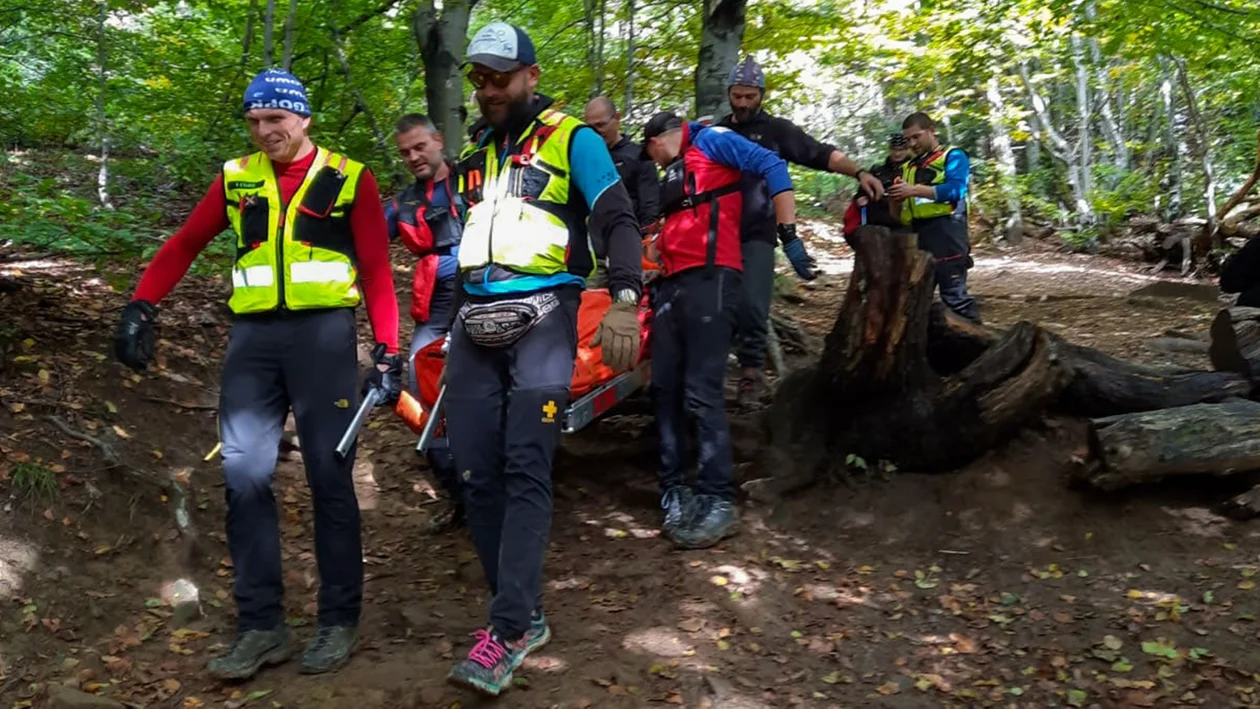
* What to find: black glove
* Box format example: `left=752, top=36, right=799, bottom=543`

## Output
left=114, top=300, right=157, bottom=372
left=362, top=347, right=404, bottom=407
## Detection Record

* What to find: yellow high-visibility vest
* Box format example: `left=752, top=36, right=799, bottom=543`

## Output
left=456, top=109, right=593, bottom=279
left=222, top=147, right=365, bottom=314
left=901, top=145, right=968, bottom=224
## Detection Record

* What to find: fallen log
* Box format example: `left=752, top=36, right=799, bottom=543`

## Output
left=1209, top=306, right=1260, bottom=379
left=929, top=303, right=1252, bottom=415
left=1083, top=400, right=1260, bottom=490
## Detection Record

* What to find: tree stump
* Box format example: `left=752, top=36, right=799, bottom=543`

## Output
left=1083, top=400, right=1260, bottom=490
left=764, top=225, right=1256, bottom=485
left=1210, top=306, right=1260, bottom=379
left=765, top=226, right=1071, bottom=473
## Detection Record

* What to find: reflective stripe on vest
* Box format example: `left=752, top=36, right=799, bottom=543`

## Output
left=455, top=110, right=592, bottom=279
left=222, top=147, right=365, bottom=314
left=901, top=145, right=966, bottom=223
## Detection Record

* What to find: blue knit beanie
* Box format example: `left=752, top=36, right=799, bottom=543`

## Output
left=243, top=68, right=311, bottom=117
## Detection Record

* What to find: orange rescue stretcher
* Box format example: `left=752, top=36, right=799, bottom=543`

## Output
left=395, top=245, right=661, bottom=451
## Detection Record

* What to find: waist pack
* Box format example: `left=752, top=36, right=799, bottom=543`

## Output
left=459, top=291, right=560, bottom=348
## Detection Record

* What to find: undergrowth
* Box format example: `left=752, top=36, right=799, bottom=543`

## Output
left=0, top=149, right=233, bottom=285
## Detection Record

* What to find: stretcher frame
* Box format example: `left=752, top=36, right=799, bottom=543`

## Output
left=416, top=358, right=652, bottom=454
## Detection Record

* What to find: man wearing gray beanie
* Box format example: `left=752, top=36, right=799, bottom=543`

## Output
left=717, top=56, right=884, bottom=409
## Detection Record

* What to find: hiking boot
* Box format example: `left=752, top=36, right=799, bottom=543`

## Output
left=206, top=627, right=293, bottom=680
left=660, top=485, right=694, bottom=540
left=426, top=496, right=466, bottom=533
left=673, top=495, right=739, bottom=550
left=447, top=628, right=528, bottom=697
left=526, top=610, right=552, bottom=654
left=299, top=624, right=357, bottom=674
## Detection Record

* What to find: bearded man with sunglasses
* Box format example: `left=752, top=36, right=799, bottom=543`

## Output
left=441, top=21, right=645, bottom=697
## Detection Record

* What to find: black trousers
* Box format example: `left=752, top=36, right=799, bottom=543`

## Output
left=916, top=215, right=979, bottom=320
left=219, top=307, right=362, bottom=632
left=653, top=267, right=741, bottom=500
left=443, top=286, right=580, bottom=641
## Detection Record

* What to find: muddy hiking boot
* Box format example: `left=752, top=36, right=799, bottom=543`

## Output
left=206, top=626, right=293, bottom=680
left=447, top=628, right=529, bottom=697
left=660, top=486, right=694, bottom=540
left=299, top=625, right=358, bottom=674
left=673, top=494, right=739, bottom=550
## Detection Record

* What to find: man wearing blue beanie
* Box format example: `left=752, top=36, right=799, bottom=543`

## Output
left=112, top=67, right=401, bottom=679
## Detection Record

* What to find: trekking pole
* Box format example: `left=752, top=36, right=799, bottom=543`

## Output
left=415, top=384, right=448, bottom=454
left=335, top=343, right=386, bottom=459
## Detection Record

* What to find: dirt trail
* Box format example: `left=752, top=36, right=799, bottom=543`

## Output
left=3, top=232, right=1260, bottom=709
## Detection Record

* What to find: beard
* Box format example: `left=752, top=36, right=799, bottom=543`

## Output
left=479, top=90, right=533, bottom=131
left=731, top=101, right=761, bottom=123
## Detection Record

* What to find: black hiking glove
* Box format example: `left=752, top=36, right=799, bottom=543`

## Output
left=363, top=346, right=404, bottom=407
left=114, top=300, right=157, bottom=372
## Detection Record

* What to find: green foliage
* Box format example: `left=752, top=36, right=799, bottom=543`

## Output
left=1090, top=165, right=1163, bottom=232
left=3, top=0, right=1260, bottom=263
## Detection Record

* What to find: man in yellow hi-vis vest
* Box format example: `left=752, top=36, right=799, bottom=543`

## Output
left=888, top=111, right=979, bottom=321
left=441, top=22, right=645, bottom=698
left=111, top=69, right=400, bottom=680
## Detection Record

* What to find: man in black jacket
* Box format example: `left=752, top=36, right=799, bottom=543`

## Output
left=718, top=56, right=884, bottom=408
left=584, top=96, right=660, bottom=232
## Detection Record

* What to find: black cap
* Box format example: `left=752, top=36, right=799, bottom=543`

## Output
left=642, top=111, right=684, bottom=143
left=889, top=132, right=908, bottom=149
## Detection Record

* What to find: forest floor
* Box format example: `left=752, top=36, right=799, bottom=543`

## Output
left=3, top=223, right=1260, bottom=709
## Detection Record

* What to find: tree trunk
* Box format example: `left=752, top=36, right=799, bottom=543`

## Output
left=985, top=75, right=1023, bottom=242
left=1204, top=130, right=1260, bottom=246
left=1084, top=400, right=1260, bottom=490
left=263, top=0, right=276, bottom=66
left=766, top=226, right=1072, bottom=473
left=1071, top=35, right=1094, bottom=207
left=95, top=0, right=113, bottom=211
left=329, top=21, right=390, bottom=169
left=412, top=0, right=477, bottom=161
left=1086, top=2, right=1128, bottom=175
left=1159, top=56, right=1183, bottom=221
left=1019, top=61, right=1094, bottom=225
left=623, top=0, right=635, bottom=115
left=596, top=0, right=606, bottom=96
left=1176, top=57, right=1218, bottom=260
left=281, top=0, right=298, bottom=70
left=1210, top=307, right=1260, bottom=380
left=694, top=0, right=745, bottom=117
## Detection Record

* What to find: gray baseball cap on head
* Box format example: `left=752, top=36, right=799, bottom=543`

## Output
left=464, top=21, right=537, bottom=73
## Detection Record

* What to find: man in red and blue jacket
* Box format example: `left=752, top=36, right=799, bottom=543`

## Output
left=641, top=111, right=797, bottom=549
left=385, top=112, right=464, bottom=533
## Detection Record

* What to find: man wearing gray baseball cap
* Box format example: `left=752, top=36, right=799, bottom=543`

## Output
left=441, top=20, right=647, bottom=697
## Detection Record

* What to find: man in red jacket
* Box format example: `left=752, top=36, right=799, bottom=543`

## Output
left=385, top=112, right=464, bottom=532
left=111, top=68, right=400, bottom=680
left=641, top=111, right=797, bottom=549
